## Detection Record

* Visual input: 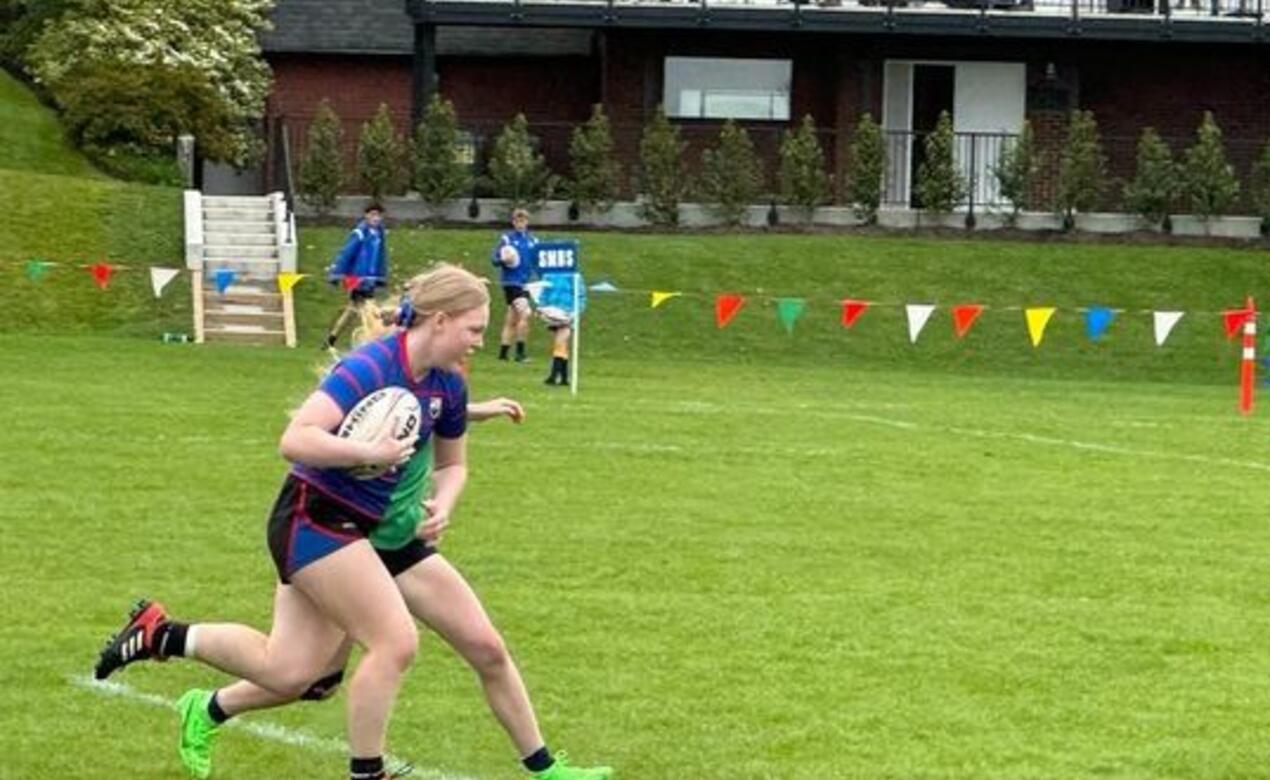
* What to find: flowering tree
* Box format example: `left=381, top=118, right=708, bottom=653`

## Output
left=28, top=0, right=274, bottom=165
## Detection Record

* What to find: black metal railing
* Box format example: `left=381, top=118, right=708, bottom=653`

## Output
left=274, top=118, right=297, bottom=242
left=882, top=130, right=1019, bottom=212
left=438, top=0, right=1264, bottom=21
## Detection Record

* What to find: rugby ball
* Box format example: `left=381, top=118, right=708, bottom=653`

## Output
left=336, top=387, right=422, bottom=480
left=499, top=244, right=520, bottom=269
left=537, top=306, right=572, bottom=327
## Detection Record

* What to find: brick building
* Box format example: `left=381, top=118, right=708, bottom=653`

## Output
left=256, top=0, right=1270, bottom=210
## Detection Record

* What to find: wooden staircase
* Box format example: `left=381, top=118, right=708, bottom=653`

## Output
left=187, top=193, right=297, bottom=347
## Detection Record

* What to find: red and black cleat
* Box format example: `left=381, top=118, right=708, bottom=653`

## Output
left=93, top=599, right=168, bottom=680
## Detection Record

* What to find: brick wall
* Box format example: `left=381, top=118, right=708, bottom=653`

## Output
left=267, top=36, right=1270, bottom=207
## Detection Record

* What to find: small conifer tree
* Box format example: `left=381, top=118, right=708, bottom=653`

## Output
left=487, top=113, right=554, bottom=211
left=778, top=114, right=831, bottom=220
left=993, top=120, right=1037, bottom=225
left=1182, top=111, right=1241, bottom=221
left=1248, top=139, right=1270, bottom=231
left=1122, top=127, right=1178, bottom=228
left=846, top=113, right=886, bottom=224
left=298, top=100, right=344, bottom=216
left=567, top=104, right=623, bottom=214
left=413, top=94, right=470, bottom=210
left=914, top=111, right=965, bottom=215
left=357, top=103, right=406, bottom=202
left=638, top=107, right=687, bottom=226
left=700, top=120, right=764, bottom=225
left=1056, top=110, right=1108, bottom=227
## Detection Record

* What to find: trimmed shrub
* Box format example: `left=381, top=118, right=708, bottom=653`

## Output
left=1122, top=127, right=1178, bottom=229
left=638, top=107, right=687, bottom=226
left=357, top=103, right=407, bottom=202
left=993, top=120, right=1037, bottom=225
left=567, top=104, right=623, bottom=214
left=700, top=119, right=764, bottom=226
left=846, top=113, right=885, bottom=224
left=1057, top=110, right=1108, bottom=227
left=914, top=111, right=965, bottom=215
left=487, top=113, right=554, bottom=211
left=778, top=114, right=831, bottom=219
left=413, top=94, right=470, bottom=210
left=1182, top=111, right=1240, bottom=221
left=299, top=100, right=345, bottom=217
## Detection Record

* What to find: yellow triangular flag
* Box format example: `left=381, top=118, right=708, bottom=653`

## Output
left=277, top=272, right=307, bottom=294
left=1025, top=307, right=1057, bottom=347
left=650, top=291, right=681, bottom=309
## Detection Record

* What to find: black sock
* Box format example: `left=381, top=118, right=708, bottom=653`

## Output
left=350, top=756, right=384, bottom=780
left=499, top=344, right=510, bottom=359
left=207, top=691, right=232, bottom=724
left=522, top=746, right=554, bottom=773
left=559, top=359, right=569, bottom=384
left=515, top=341, right=526, bottom=359
left=154, top=621, right=188, bottom=658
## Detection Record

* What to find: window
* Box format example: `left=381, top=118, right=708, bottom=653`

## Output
left=664, top=57, right=792, bottom=121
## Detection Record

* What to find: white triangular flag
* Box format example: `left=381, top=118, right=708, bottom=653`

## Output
left=906, top=304, right=936, bottom=344
left=1153, top=311, right=1184, bottom=346
left=150, top=267, right=181, bottom=299
left=524, top=280, right=550, bottom=304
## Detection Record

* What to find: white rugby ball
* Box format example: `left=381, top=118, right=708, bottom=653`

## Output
left=499, top=244, right=520, bottom=268
left=336, top=386, right=422, bottom=480
left=537, top=306, right=572, bottom=327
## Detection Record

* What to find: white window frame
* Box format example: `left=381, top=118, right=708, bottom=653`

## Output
left=664, top=56, right=792, bottom=121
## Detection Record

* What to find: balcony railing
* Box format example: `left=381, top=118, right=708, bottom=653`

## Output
left=419, top=0, right=1265, bottom=23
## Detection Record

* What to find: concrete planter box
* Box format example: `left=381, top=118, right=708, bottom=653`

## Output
left=1013, top=212, right=1065, bottom=232
left=1171, top=214, right=1263, bottom=239
left=877, top=208, right=918, bottom=229
left=1074, top=212, right=1139, bottom=234
left=770, top=205, right=866, bottom=228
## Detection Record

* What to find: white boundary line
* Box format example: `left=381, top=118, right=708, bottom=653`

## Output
left=68, top=674, right=482, bottom=780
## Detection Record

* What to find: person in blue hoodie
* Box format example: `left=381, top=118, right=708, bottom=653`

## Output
left=490, top=208, right=538, bottom=362
left=323, top=203, right=389, bottom=350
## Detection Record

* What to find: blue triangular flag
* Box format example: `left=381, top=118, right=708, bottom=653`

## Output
left=589, top=281, right=619, bottom=293
left=1085, top=307, right=1115, bottom=341
left=214, top=268, right=237, bottom=294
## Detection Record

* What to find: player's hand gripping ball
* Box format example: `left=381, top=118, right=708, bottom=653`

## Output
left=499, top=244, right=520, bottom=268
left=337, top=387, right=421, bottom=480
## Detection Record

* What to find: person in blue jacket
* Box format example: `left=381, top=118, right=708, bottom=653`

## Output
left=490, top=208, right=537, bottom=362
left=323, top=203, right=389, bottom=349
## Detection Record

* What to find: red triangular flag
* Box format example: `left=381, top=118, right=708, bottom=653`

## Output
left=90, top=263, right=113, bottom=290
left=715, top=294, right=745, bottom=329
left=952, top=304, right=984, bottom=339
left=841, top=299, right=870, bottom=328
left=342, top=275, right=362, bottom=292
left=1223, top=307, right=1253, bottom=339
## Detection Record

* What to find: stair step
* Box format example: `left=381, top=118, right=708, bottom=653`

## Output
left=206, top=311, right=286, bottom=327
left=204, top=208, right=273, bottom=222
left=203, top=327, right=287, bottom=346
left=208, top=293, right=283, bottom=309
left=204, top=195, right=273, bottom=207
left=201, top=220, right=278, bottom=234
left=204, top=246, right=280, bottom=259
left=205, top=232, right=275, bottom=246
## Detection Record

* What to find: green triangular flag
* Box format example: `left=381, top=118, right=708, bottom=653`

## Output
left=25, top=260, right=49, bottom=280
left=776, top=298, right=806, bottom=334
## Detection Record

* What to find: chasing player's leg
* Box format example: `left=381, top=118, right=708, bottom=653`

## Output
left=392, top=548, right=612, bottom=779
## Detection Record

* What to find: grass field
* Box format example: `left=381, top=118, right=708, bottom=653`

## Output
left=8, top=65, right=1270, bottom=779
left=5, top=331, right=1270, bottom=779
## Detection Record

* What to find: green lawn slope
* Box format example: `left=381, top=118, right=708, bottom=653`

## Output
left=0, top=69, right=184, bottom=335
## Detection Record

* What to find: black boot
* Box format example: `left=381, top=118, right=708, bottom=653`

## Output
left=544, top=356, right=565, bottom=385
left=498, top=344, right=510, bottom=361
